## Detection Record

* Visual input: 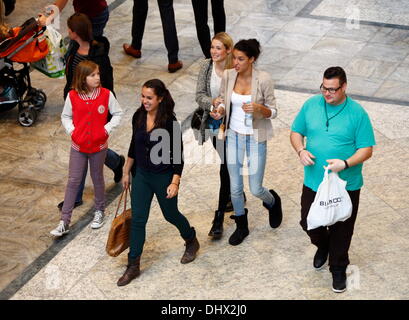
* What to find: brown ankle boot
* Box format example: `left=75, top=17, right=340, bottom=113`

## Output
left=181, top=229, right=200, bottom=264
left=117, top=256, right=140, bottom=286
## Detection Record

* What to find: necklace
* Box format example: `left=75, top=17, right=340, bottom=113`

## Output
left=324, top=96, right=348, bottom=131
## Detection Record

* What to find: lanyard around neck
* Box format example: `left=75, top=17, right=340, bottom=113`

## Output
left=324, top=97, right=348, bottom=131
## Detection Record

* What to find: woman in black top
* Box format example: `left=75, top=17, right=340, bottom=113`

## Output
left=117, top=79, right=200, bottom=287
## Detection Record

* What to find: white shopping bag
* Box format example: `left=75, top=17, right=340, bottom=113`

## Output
left=31, top=25, right=67, bottom=78
left=307, top=167, right=353, bottom=230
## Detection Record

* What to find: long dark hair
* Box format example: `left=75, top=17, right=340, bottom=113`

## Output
left=134, top=79, right=175, bottom=129
left=67, top=12, right=93, bottom=43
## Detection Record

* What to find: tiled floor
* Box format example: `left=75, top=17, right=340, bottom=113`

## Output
left=1, top=0, right=408, bottom=300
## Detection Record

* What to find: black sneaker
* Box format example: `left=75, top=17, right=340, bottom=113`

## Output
left=57, top=200, right=83, bottom=211
left=332, top=270, right=347, bottom=293
left=114, top=155, right=125, bottom=183
left=313, top=247, right=329, bottom=270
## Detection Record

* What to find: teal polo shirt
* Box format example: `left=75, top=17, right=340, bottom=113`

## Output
left=291, top=94, right=376, bottom=191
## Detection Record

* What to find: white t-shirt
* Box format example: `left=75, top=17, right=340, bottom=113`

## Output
left=229, top=91, right=253, bottom=135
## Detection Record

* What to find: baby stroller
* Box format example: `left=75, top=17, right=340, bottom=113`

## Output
left=0, top=17, right=48, bottom=126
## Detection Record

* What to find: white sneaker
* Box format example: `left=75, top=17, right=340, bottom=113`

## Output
left=50, top=220, right=70, bottom=237
left=90, top=210, right=105, bottom=229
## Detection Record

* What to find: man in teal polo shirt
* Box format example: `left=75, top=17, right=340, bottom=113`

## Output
left=290, top=66, right=375, bottom=293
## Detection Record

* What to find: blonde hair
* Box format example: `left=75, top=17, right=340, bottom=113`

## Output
left=212, top=32, right=234, bottom=69
left=72, top=60, right=100, bottom=94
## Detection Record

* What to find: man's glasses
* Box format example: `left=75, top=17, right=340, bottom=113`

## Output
left=320, top=84, right=342, bottom=94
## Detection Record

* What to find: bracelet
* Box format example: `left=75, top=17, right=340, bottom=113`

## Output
left=171, top=183, right=179, bottom=187
left=343, top=160, right=349, bottom=169
left=297, top=148, right=306, bottom=156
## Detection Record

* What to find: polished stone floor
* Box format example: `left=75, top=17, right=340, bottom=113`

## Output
left=0, top=0, right=408, bottom=300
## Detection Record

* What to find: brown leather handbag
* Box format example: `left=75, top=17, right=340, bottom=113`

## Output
left=106, top=188, right=132, bottom=257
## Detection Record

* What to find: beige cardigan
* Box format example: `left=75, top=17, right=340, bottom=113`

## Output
left=219, top=67, right=277, bottom=142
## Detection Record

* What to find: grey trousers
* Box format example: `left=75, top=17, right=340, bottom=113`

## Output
left=61, top=148, right=107, bottom=225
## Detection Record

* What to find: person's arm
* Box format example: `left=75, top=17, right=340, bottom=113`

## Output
left=100, top=52, right=115, bottom=94
left=290, top=131, right=316, bottom=166
left=54, top=0, right=70, bottom=11
left=122, top=157, right=134, bottom=190
left=123, top=118, right=137, bottom=190
left=105, top=92, right=123, bottom=134
left=167, top=119, right=184, bottom=199
left=195, top=59, right=213, bottom=112
left=61, top=94, right=75, bottom=135
left=51, top=0, right=70, bottom=12
left=244, top=102, right=273, bottom=118
left=38, top=0, right=69, bottom=26
left=247, top=74, right=277, bottom=119
left=215, top=69, right=228, bottom=116
left=326, top=147, right=373, bottom=173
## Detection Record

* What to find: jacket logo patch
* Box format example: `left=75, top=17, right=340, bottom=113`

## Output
left=98, top=105, right=105, bottom=114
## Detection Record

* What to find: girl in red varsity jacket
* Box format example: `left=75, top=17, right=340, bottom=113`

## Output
left=50, top=60, right=123, bottom=237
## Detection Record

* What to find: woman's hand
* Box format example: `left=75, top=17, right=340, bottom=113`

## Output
left=212, top=97, right=224, bottom=108
left=166, top=183, right=179, bottom=199
left=242, top=102, right=257, bottom=113
left=209, top=110, right=223, bottom=120
left=122, top=172, right=131, bottom=190
left=37, top=14, right=48, bottom=27
left=216, top=104, right=225, bottom=116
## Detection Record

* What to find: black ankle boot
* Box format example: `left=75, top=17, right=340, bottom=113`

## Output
left=313, top=246, right=329, bottom=270
left=263, top=189, right=282, bottom=228
left=228, top=209, right=249, bottom=246
left=331, top=266, right=347, bottom=293
left=208, top=210, right=224, bottom=239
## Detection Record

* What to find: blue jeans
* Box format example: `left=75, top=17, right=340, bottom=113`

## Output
left=226, top=130, right=274, bottom=216
left=91, top=7, right=109, bottom=37
left=74, top=148, right=121, bottom=203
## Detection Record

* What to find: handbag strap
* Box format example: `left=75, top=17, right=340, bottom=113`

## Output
left=114, top=187, right=130, bottom=218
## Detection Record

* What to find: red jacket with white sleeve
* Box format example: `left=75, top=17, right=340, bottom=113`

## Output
left=61, top=87, right=123, bottom=153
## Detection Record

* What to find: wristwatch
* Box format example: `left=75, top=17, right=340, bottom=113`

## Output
left=343, top=160, right=349, bottom=169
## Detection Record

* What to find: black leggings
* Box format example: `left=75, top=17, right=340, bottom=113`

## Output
left=212, top=136, right=230, bottom=212
left=129, top=168, right=194, bottom=259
